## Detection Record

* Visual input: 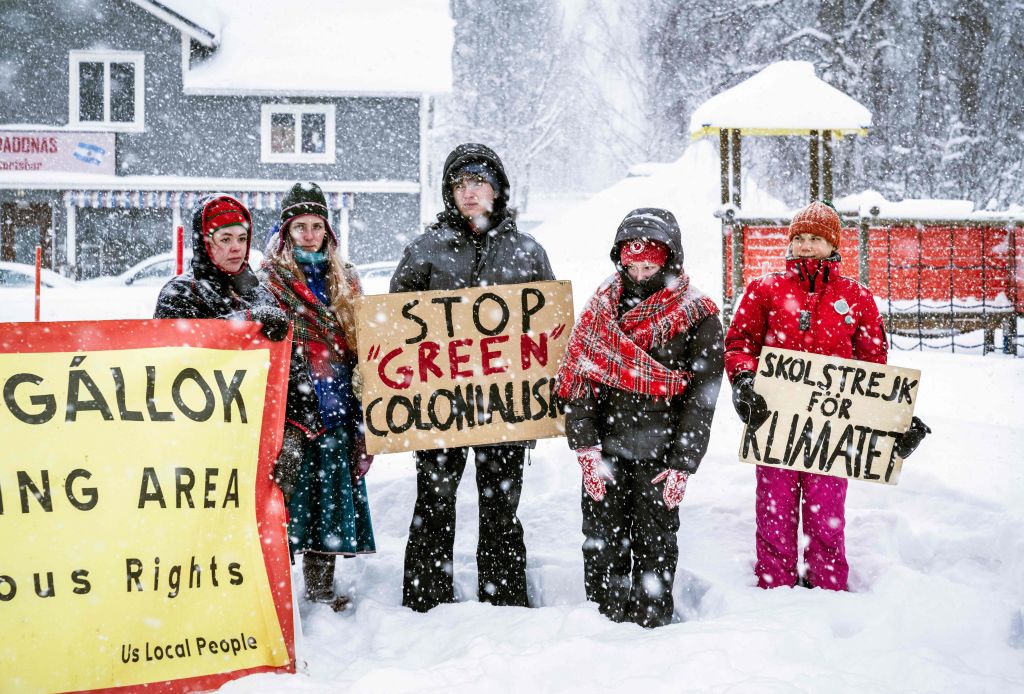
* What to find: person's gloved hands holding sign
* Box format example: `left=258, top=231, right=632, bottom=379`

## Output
left=894, top=416, right=931, bottom=458
left=731, top=371, right=770, bottom=430
left=250, top=304, right=290, bottom=341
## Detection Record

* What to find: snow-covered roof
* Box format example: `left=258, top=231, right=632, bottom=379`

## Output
left=689, top=61, right=872, bottom=139
left=143, top=0, right=454, bottom=96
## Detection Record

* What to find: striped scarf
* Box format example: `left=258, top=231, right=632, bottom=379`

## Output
left=556, top=273, right=719, bottom=401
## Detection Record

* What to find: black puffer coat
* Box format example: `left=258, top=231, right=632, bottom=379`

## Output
left=390, top=143, right=555, bottom=292
left=154, top=194, right=323, bottom=435
left=564, top=209, right=724, bottom=473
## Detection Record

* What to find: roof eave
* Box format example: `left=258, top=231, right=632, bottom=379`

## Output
left=690, top=125, right=870, bottom=141
left=128, top=0, right=218, bottom=47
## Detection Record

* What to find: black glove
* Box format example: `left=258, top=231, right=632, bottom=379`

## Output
left=251, top=304, right=289, bottom=341
left=274, top=424, right=306, bottom=504
left=893, top=416, right=931, bottom=459
left=731, top=372, right=770, bottom=430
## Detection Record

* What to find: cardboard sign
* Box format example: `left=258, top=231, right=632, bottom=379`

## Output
left=0, top=319, right=295, bottom=693
left=738, top=347, right=921, bottom=485
left=356, top=281, right=574, bottom=454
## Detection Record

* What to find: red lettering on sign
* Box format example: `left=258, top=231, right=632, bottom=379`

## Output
left=448, top=338, right=474, bottom=379
left=378, top=347, right=413, bottom=389
left=417, top=341, right=443, bottom=382
left=481, top=335, right=510, bottom=376
left=520, top=332, right=548, bottom=369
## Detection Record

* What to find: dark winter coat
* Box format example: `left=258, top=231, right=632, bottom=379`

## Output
left=154, top=194, right=323, bottom=435
left=389, top=143, right=555, bottom=292
left=564, top=209, right=724, bottom=474
left=724, top=254, right=888, bottom=381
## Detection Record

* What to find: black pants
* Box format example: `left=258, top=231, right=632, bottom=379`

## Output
left=582, top=455, right=680, bottom=628
left=402, top=445, right=528, bottom=612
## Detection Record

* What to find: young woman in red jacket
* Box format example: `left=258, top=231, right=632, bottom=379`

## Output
left=725, top=201, right=929, bottom=591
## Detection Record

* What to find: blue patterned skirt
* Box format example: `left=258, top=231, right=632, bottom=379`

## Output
left=287, top=426, right=375, bottom=556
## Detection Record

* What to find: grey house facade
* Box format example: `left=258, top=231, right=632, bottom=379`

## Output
left=0, top=0, right=452, bottom=279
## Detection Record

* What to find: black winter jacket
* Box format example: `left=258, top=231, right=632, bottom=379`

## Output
left=564, top=207, right=724, bottom=473
left=154, top=194, right=323, bottom=436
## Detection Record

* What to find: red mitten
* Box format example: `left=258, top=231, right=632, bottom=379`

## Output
left=353, top=435, right=374, bottom=480
left=576, top=446, right=607, bottom=502
left=651, top=469, right=688, bottom=510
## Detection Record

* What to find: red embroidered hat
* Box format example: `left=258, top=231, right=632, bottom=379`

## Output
left=789, top=201, right=842, bottom=248
left=202, top=197, right=249, bottom=237
left=619, top=238, right=670, bottom=267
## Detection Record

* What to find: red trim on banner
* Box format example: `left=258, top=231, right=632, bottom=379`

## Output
left=0, top=319, right=296, bottom=692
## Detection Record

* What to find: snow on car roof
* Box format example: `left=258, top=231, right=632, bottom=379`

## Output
left=155, top=0, right=454, bottom=96
left=0, top=261, right=76, bottom=287
left=689, top=61, right=872, bottom=138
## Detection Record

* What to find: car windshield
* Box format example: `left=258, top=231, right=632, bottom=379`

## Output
left=129, top=260, right=176, bottom=286
left=0, top=268, right=32, bottom=287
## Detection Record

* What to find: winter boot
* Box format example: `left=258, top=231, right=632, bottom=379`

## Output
left=303, top=553, right=348, bottom=612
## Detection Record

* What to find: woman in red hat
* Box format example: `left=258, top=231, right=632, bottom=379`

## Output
left=725, top=200, right=929, bottom=591
left=557, top=208, right=724, bottom=627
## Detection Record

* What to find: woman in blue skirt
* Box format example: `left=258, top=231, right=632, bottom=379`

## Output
left=261, top=181, right=375, bottom=611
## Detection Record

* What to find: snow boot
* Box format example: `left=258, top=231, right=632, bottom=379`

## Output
left=303, top=553, right=348, bottom=612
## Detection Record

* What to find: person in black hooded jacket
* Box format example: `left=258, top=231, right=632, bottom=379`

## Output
left=556, top=208, right=724, bottom=627
left=155, top=193, right=322, bottom=436
left=390, top=143, right=555, bottom=612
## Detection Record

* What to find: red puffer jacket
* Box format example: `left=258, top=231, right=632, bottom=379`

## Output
left=724, top=255, right=887, bottom=381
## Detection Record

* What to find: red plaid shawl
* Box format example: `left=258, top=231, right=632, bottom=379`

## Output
left=260, top=260, right=356, bottom=362
left=556, top=273, right=719, bottom=400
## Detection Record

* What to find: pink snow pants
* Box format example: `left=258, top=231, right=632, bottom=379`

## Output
left=755, top=466, right=848, bottom=591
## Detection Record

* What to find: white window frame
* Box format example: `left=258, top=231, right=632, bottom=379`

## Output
left=260, top=103, right=336, bottom=164
left=68, top=50, right=145, bottom=132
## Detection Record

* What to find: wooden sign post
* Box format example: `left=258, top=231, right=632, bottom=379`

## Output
left=739, top=347, right=922, bottom=485
left=356, top=281, right=574, bottom=454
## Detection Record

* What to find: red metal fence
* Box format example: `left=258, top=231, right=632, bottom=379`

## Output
left=722, top=216, right=1022, bottom=355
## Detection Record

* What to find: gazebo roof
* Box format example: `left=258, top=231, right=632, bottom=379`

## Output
left=689, top=61, right=872, bottom=139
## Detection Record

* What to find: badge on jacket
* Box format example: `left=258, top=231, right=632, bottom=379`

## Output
left=833, top=299, right=854, bottom=324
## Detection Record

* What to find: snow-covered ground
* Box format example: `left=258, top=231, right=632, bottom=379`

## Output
left=4, top=141, right=1022, bottom=693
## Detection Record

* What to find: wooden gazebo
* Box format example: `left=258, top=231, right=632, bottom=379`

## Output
left=689, top=60, right=871, bottom=208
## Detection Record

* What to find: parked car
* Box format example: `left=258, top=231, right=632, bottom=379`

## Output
left=356, top=260, right=398, bottom=295
left=85, top=250, right=265, bottom=287
left=0, top=261, right=76, bottom=288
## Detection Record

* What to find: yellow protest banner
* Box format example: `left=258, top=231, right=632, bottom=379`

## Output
left=0, top=319, right=295, bottom=693
left=738, top=347, right=922, bottom=485
left=356, top=281, right=574, bottom=454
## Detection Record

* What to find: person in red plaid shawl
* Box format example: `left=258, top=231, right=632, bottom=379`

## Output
left=557, top=208, right=724, bottom=628
left=259, top=182, right=375, bottom=612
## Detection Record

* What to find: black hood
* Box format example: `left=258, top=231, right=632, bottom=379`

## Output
left=439, top=143, right=512, bottom=224
left=189, top=193, right=258, bottom=293
left=610, top=207, right=684, bottom=275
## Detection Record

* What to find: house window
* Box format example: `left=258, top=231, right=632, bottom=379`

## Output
left=261, top=104, right=335, bottom=163
left=69, top=51, right=145, bottom=131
